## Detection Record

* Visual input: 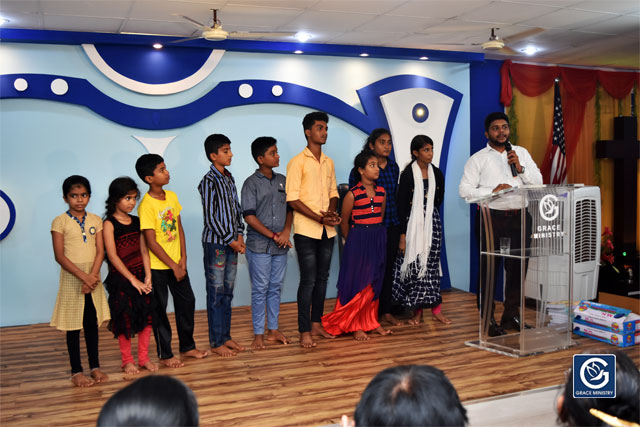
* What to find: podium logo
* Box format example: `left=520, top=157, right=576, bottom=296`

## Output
left=573, top=354, right=616, bottom=398
left=539, top=194, right=559, bottom=221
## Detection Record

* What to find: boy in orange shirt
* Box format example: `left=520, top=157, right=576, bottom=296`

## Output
left=286, top=111, right=341, bottom=348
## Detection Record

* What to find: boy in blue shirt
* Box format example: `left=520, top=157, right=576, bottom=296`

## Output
left=241, top=137, right=293, bottom=350
left=198, top=134, right=245, bottom=357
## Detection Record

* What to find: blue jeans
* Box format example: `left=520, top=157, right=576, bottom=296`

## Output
left=203, top=243, right=237, bottom=348
left=246, top=248, right=287, bottom=335
left=294, top=232, right=334, bottom=333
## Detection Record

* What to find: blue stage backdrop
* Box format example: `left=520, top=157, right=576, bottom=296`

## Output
left=469, top=60, right=505, bottom=299
left=0, top=35, right=485, bottom=326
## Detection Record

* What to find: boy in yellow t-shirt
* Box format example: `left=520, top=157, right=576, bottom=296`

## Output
left=135, top=154, right=208, bottom=368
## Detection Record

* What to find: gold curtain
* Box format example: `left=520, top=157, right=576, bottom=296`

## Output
left=510, top=86, right=553, bottom=164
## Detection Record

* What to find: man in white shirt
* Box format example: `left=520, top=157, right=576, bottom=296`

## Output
left=459, top=112, right=543, bottom=336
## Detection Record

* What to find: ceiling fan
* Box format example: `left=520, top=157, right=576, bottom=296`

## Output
left=426, top=27, right=545, bottom=56
left=475, top=27, right=545, bottom=55
left=172, top=9, right=295, bottom=43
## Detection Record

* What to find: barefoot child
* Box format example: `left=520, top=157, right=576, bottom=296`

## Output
left=322, top=150, right=392, bottom=340
left=103, top=177, right=157, bottom=374
left=241, top=137, right=293, bottom=350
left=198, top=134, right=246, bottom=357
left=287, top=111, right=341, bottom=348
left=348, top=128, right=403, bottom=326
left=392, top=135, right=450, bottom=326
left=50, top=175, right=111, bottom=387
left=136, top=154, right=208, bottom=368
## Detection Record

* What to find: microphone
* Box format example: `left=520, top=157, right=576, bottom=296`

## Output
left=504, top=141, right=518, bottom=177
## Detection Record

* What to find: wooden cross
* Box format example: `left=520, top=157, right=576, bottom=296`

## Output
left=596, top=116, right=639, bottom=265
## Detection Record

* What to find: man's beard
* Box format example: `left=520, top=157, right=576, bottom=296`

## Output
left=489, top=136, right=508, bottom=146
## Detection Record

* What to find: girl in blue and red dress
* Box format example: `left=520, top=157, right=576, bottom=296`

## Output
left=322, top=150, right=393, bottom=340
left=103, top=177, right=157, bottom=375
left=348, top=128, right=403, bottom=326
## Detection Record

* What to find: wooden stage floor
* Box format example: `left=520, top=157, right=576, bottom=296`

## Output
left=1, top=289, right=638, bottom=426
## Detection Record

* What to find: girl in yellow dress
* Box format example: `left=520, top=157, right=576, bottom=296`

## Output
left=50, top=175, right=110, bottom=387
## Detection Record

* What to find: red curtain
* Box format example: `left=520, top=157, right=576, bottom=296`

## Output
left=597, top=70, right=640, bottom=99
left=500, top=60, right=639, bottom=183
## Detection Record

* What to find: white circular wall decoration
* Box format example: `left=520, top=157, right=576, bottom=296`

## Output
left=14, top=78, right=28, bottom=92
left=51, top=78, right=69, bottom=95
left=272, top=85, right=283, bottom=97
left=238, top=83, right=253, bottom=99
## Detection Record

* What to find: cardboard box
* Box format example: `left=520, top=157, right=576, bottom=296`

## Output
left=573, top=300, right=640, bottom=334
left=598, top=292, right=640, bottom=313
left=573, top=322, right=639, bottom=348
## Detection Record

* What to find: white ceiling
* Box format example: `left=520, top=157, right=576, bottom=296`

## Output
left=1, top=0, right=639, bottom=69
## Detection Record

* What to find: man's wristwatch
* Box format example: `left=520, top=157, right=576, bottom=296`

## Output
left=518, top=166, right=525, bottom=174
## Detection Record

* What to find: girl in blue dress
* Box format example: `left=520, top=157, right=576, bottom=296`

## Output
left=392, top=135, right=451, bottom=325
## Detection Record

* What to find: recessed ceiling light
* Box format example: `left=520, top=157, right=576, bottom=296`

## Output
left=153, top=43, right=163, bottom=49
left=360, top=53, right=369, bottom=57
left=294, top=32, right=312, bottom=42
left=294, top=50, right=303, bottom=54
left=419, top=56, right=429, bottom=60
left=520, top=46, right=540, bottom=56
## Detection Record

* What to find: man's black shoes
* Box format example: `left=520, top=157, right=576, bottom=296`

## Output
left=501, top=316, right=532, bottom=331
left=488, top=318, right=506, bottom=337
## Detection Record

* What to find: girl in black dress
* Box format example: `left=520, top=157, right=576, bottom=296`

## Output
left=103, top=177, right=157, bottom=374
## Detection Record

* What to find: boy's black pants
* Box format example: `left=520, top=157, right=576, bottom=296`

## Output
left=151, top=269, right=197, bottom=359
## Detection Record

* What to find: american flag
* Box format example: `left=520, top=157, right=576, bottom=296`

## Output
left=549, top=80, right=567, bottom=184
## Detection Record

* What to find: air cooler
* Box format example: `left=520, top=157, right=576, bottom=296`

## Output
left=524, top=186, right=601, bottom=303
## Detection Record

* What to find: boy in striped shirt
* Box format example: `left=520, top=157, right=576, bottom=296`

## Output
left=198, top=134, right=246, bottom=357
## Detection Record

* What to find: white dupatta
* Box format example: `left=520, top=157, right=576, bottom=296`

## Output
left=400, top=161, right=436, bottom=280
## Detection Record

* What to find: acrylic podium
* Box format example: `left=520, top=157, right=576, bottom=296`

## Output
left=465, top=184, right=600, bottom=357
